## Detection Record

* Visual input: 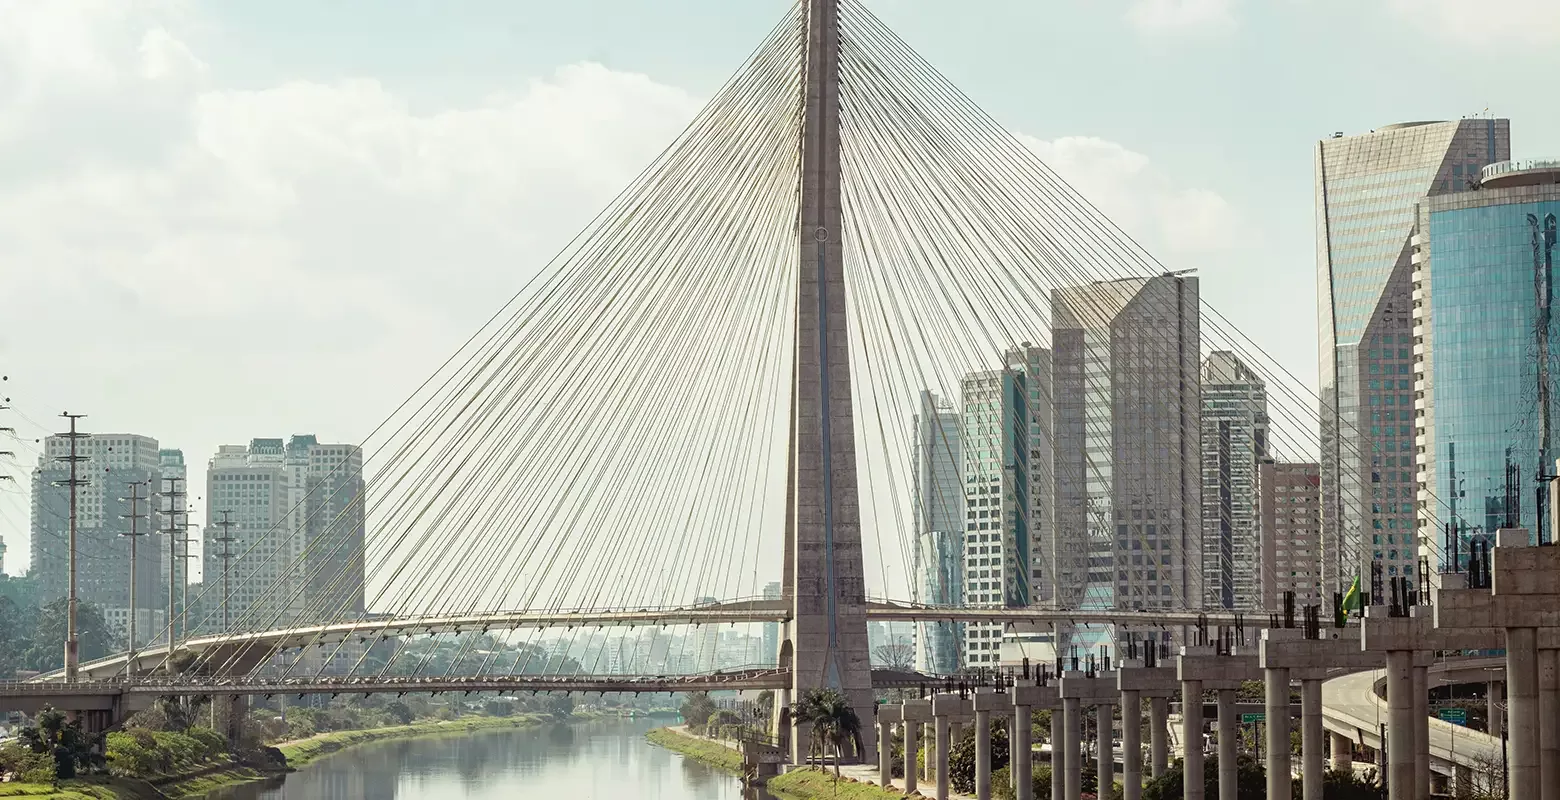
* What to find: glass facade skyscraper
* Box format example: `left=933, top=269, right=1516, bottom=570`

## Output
left=1200, top=352, right=1268, bottom=612
left=1315, top=120, right=1510, bottom=599
left=912, top=390, right=963, bottom=674
left=1415, top=161, right=1560, bottom=576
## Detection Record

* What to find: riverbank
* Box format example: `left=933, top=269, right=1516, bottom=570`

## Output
left=277, top=714, right=544, bottom=770
left=643, top=727, right=910, bottom=800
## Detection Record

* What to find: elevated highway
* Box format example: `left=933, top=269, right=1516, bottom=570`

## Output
left=1321, top=657, right=1504, bottom=778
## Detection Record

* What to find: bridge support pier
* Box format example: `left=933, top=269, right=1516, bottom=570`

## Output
left=1301, top=679, right=1324, bottom=800
left=972, top=690, right=1011, bottom=800
left=1095, top=702, right=1113, bottom=800
left=902, top=700, right=929, bottom=796
left=1331, top=731, right=1352, bottom=773
left=1265, top=666, right=1291, bottom=800
left=1412, top=665, right=1430, bottom=800
left=1542, top=648, right=1560, bottom=800
left=1149, top=696, right=1168, bottom=777
left=1063, top=695, right=1082, bottom=800
left=1051, top=702, right=1066, bottom=800
left=1385, top=650, right=1415, bottom=800
left=1012, top=695, right=1033, bottom=800
left=1121, top=689, right=1141, bottom=800
left=1180, top=679, right=1204, bottom=800
left=875, top=710, right=892, bottom=788
left=1215, top=689, right=1236, bottom=800
left=1509, top=625, right=1540, bottom=800
left=933, top=693, right=968, bottom=800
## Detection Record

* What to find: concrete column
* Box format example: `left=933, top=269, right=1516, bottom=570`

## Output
left=1149, top=696, right=1168, bottom=777
left=1052, top=707, right=1066, bottom=800
left=878, top=719, right=891, bottom=788
left=937, top=714, right=952, bottom=800
left=977, top=707, right=992, bottom=800
left=903, top=720, right=920, bottom=796
left=1122, top=689, right=1142, bottom=800
left=1015, top=703, right=1033, bottom=800
left=1301, top=679, right=1324, bottom=800
left=1490, top=679, right=1505, bottom=738
left=1064, top=696, right=1082, bottom=800
left=1266, top=667, right=1291, bottom=800
left=1331, top=731, right=1353, bottom=773
left=1541, top=649, right=1560, bottom=800
left=1413, top=665, right=1430, bottom=800
left=1509, top=626, right=1540, bottom=800
left=1216, top=689, right=1236, bottom=800
left=1097, top=705, right=1113, bottom=800
left=1182, top=680, right=1204, bottom=800
left=1385, top=650, right=1415, bottom=800
left=925, top=722, right=934, bottom=781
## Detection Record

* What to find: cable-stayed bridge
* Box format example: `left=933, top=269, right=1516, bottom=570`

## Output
left=7, top=1, right=1515, bottom=791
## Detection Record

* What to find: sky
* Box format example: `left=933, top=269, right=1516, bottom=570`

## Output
left=2, top=0, right=1559, bottom=587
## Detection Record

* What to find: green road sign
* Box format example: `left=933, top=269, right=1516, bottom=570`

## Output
left=1438, top=708, right=1467, bottom=726
left=1241, top=713, right=1264, bottom=724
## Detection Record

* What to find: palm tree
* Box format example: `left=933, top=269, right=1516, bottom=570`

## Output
left=792, top=688, right=863, bottom=779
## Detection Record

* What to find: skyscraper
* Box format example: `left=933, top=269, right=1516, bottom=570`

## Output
left=1258, top=460, right=1323, bottom=610
left=959, top=345, right=1051, bottom=670
left=911, top=390, right=963, bottom=675
left=1052, top=275, right=1200, bottom=652
left=762, top=580, right=781, bottom=666
left=1316, top=119, right=1510, bottom=599
left=31, top=433, right=164, bottom=645
left=1414, top=158, right=1560, bottom=575
left=693, top=595, right=719, bottom=673
left=1200, top=351, right=1268, bottom=611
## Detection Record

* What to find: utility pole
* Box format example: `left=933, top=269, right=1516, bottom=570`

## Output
left=55, top=413, right=89, bottom=682
left=212, top=510, right=237, bottom=632
left=120, top=481, right=150, bottom=663
left=159, top=476, right=186, bottom=650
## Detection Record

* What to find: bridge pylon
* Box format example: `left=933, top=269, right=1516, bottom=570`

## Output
left=784, top=0, right=877, bottom=765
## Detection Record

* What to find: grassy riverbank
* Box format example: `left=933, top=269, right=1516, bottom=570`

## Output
left=277, top=714, right=543, bottom=769
left=766, top=769, right=911, bottom=799
left=644, top=727, right=744, bottom=772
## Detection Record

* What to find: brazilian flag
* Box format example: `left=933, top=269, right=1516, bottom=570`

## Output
left=1336, top=575, right=1362, bottom=627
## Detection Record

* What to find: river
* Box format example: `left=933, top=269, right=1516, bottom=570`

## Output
left=206, top=718, right=779, bottom=800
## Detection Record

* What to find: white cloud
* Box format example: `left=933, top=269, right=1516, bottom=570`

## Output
left=1125, top=0, right=1239, bottom=36
left=1386, top=0, right=1560, bottom=46
left=1019, top=134, right=1240, bottom=256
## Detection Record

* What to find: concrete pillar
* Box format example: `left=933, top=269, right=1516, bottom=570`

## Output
left=937, top=714, right=951, bottom=800
left=925, top=722, right=934, bottom=781
left=1385, top=650, right=1415, bottom=800
left=1122, top=689, right=1142, bottom=800
left=1509, top=626, right=1540, bottom=800
left=1542, top=649, right=1560, bottom=800
left=1301, top=679, right=1324, bottom=800
left=1266, top=667, right=1291, bottom=800
left=977, top=706, right=992, bottom=800
left=1490, top=679, right=1505, bottom=738
left=904, top=719, right=920, bottom=796
left=1331, top=731, right=1353, bottom=774
left=878, top=719, right=891, bottom=788
left=1182, top=680, right=1204, bottom=800
left=1096, top=705, right=1113, bottom=800
left=1052, top=707, right=1066, bottom=800
left=1413, top=665, right=1430, bottom=800
left=1015, top=703, right=1033, bottom=800
left=1216, top=689, right=1236, bottom=800
left=1064, top=696, right=1082, bottom=800
left=1149, top=696, right=1168, bottom=777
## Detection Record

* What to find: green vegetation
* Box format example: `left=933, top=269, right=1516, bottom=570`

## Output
left=0, top=599, right=118, bottom=678
left=279, top=715, right=541, bottom=769
left=645, top=727, right=744, bottom=772
left=766, top=768, right=908, bottom=799
left=792, top=688, right=864, bottom=776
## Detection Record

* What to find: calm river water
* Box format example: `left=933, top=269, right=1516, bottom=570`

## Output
left=206, top=718, right=777, bottom=800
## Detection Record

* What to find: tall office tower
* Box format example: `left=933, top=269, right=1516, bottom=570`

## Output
left=1052, top=276, right=1200, bottom=653
left=1316, top=119, right=1510, bottom=600
left=958, top=345, right=1051, bottom=670
left=1414, top=158, right=1560, bottom=576
left=206, top=440, right=292, bottom=631
left=1258, top=460, right=1323, bottom=609
left=156, top=449, right=189, bottom=632
left=762, top=580, right=781, bottom=666
left=911, top=390, right=963, bottom=675
left=693, top=595, right=719, bottom=673
left=299, top=437, right=366, bottom=620
left=1199, top=352, right=1268, bottom=611
left=31, top=434, right=163, bottom=644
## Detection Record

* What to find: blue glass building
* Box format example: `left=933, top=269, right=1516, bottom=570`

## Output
left=1415, top=160, right=1560, bottom=572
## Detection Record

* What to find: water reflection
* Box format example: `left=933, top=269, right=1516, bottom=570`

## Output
left=207, top=719, right=776, bottom=800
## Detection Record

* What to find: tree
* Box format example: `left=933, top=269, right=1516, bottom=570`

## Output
left=792, top=688, right=863, bottom=778
left=948, top=717, right=1011, bottom=794
left=872, top=640, right=915, bottom=671
left=545, top=694, right=574, bottom=721
left=18, top=707, right=95, bottom=782
left=1143, top=754, right=1265, bottom=800
left=1293, top=769, right=1386, bottom=800
left=385, top=701, right=415, bottom=725
left=19, top=599, right=119, bottom=673
left=680, top=692, right=718, bottom=733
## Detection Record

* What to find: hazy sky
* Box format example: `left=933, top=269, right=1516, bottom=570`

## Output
left=2, top=0, right=1558, bottom=581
